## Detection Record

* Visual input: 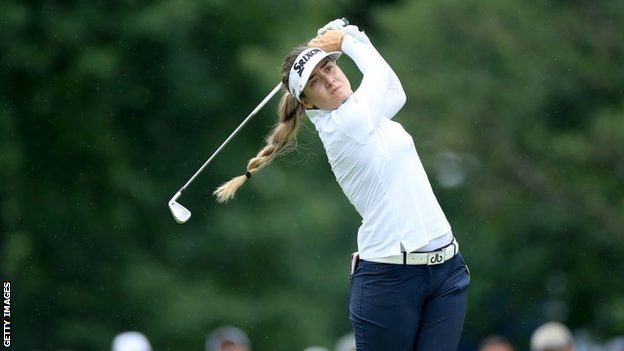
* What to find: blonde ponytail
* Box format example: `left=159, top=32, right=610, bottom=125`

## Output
left=214, top=46, right=309, bottom=203
left=213, top=91, right=306, bottom=202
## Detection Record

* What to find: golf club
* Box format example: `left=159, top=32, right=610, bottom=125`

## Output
left=168, top=17, right=349, bottom=223
left=169, top=82, right=282, bottom=223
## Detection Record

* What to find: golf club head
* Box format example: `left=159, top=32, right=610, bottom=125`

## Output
left=169, top=191, right=191, bottom=224
left=169, top=201, right=191, bottom=223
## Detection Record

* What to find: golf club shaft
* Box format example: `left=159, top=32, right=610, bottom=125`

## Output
left=171, top=16, right=349, bottom=206
left=177, top=82, right=283, bottom=193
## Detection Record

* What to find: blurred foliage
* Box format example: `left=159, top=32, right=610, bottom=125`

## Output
left=1, top=0, right=623, bottom=350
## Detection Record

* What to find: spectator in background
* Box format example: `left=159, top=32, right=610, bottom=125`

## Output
left=479, top=335, right=515, bottom=351
left=531, top=322, right=574, bottom=351
left=302, top=347, right=330, bottom=351
left=205, top=326, right=251, bottom=351
left=604, top=337, right=624, bottom=351
left=335, top=332, right=356, bottom=351
left=111, top=331, right=153, bottom=351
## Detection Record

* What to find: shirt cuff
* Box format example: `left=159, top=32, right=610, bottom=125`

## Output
left=341, top=34, right=358, bottom=53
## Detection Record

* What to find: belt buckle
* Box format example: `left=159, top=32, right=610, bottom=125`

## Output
left=427, top=251, right=445, bottom=265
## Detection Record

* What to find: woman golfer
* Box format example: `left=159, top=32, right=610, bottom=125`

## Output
left=214, top=20, right=471, bottom=351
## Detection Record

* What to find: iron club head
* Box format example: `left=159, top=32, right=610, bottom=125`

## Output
left=169, top=191, right=191, bottom=224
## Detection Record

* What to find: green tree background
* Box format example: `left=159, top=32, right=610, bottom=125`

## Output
left=1, top=0, right=623, bottom=350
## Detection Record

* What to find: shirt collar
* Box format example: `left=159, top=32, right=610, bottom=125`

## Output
left=304, top=95, right=353, bottom=125
left=305, top=108, right=332, bottom=125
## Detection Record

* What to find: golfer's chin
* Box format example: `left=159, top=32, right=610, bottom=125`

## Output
left=333, top=88, right=352, bottom=107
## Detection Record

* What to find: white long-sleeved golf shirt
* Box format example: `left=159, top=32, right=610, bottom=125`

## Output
left=306, top=35, right=451, bottom=260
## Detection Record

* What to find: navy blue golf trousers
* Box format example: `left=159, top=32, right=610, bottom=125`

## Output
left=348, top=252, right=470, bottom=351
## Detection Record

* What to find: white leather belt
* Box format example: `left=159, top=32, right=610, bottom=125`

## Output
left=363, top=239, right=459, bottom=266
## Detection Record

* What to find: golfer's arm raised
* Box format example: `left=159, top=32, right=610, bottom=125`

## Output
left=309, top=31, right=390, bottom=126
left=360, top=33, right=406, bottom=119
left=310, top=30, right=404, bottom=121
left=340, top=26, right=406, bottom=119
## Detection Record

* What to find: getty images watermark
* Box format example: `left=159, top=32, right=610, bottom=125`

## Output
left=3, top=282, right=9, bottom=348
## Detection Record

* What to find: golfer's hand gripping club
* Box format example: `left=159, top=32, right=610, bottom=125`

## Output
left=317, top=17, right=349, bottom=35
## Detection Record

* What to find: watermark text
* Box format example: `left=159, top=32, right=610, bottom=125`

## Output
left=3, top=281, right=10, bottom=348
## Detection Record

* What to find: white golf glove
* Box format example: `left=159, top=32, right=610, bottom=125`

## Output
left=317, top=18, right=348, bottom=35
left=317, top=19, right=371, bottom=46
left=340, top=25, right=371, bottom=45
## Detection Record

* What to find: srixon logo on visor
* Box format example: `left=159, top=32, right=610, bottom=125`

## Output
left=293, top=49, right=322, bottom=77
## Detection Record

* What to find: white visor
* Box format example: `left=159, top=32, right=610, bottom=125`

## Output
left=288, top=47, right=341, bottom=102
